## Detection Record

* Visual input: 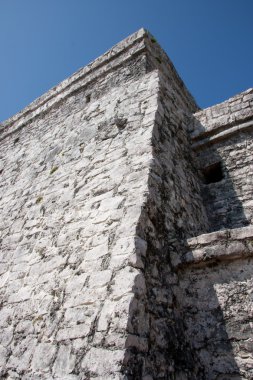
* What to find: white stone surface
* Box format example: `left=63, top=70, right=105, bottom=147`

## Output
left=0, top=28, right=252, bottom=380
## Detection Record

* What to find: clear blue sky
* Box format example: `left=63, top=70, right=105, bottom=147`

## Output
left=1, top=0, right=252, bottom=122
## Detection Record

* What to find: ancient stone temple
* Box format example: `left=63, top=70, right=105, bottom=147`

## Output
left=0, top=28, right=252, bottom=379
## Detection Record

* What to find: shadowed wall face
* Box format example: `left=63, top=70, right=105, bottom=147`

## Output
left=178, top=257, right=253, bottom=380
left=118, top=53, right=211, bottom=376
left=192, top=89, right=253, bottom=232
left=199, top=130, right=253, bottom=231
left=175, top=90, right=253, bottom=380
left=176, top=225, right=253, bottom=380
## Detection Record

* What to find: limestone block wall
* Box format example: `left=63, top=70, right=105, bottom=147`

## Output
left=176, top=226, right=253, bottom=380
left=0, top=28, right=208, bottom=379
left=121, top=69, right=210, bottom=378
left=0, top=30, right=164, bottom=379
left=174, top=89, right=253, bottom=380
left=0, top=28, right=252, bottom=380
left=192, top=89, right=253, bottom=231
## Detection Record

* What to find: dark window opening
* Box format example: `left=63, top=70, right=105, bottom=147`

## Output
left=86, top=94, right=91, bottom=103
left=202, top=162, right=224, bottom=184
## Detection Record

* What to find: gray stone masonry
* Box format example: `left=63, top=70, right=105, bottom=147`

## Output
left=0, top=28, right=252, bottom=379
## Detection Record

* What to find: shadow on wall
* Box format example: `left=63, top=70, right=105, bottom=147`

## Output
left=176, top=257, right=253, bottom=380
left=120, top=117, right=251, bottom=378
left=191, top=118, right=250, bottom=233
left=177, top=120, right=252, bottom=379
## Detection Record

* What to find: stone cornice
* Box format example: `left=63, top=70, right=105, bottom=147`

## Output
left=0, top=28, right=198, bottom=141
left=192, top=117, right=253, bottom=150
left=191, top=88, right=253, bottom=149
left=0, top=29, right=147, bottom=140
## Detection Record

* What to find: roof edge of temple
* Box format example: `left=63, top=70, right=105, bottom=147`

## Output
left=0, top=28, right=198, bottom=137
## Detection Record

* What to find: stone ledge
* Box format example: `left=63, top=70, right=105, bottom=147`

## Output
left=192, top=118, right=253, bottom=150
left=191, top=88, right=253, bottom=146
left=174, top=226, right=253, bottom=269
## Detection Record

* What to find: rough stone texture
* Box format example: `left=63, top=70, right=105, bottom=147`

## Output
left=0, top=28, right=252, bottom=379
left=174, top=226, right=253, bottom=379
left=192, top=89, right=253, bottom=232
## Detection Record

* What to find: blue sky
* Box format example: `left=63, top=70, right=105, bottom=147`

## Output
left=0, top=0, right=252, bottom=122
